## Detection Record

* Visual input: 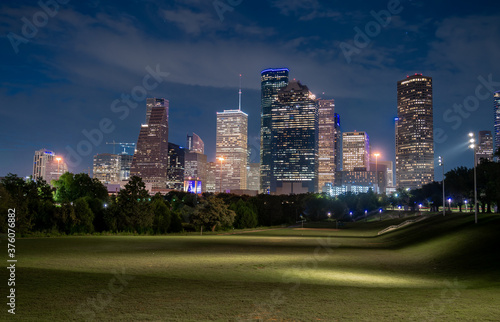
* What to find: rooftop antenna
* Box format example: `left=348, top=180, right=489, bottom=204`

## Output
left=238, top=74, right=242, bottom=111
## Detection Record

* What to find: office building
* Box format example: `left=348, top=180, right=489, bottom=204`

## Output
left=33, top=149, right=68, bottom=185
left=342, top=132, right=370, bottom=171
left=167, top=143, right=185, bottom=190
left=206, top=162, right=217, bottom=193
left=184, top=151, right=207, bottom=191
left=396, top=74, right=434, bottom=189
left=130, top=98, right=169, bottom=188
left=187, top=132, right=205, bottom=154
left=495, top=91, right=500, bottom=154
left=93, top=153, right=120, bottom=184
left=271, top=80, right=318, bottom=194
left=119, top=154, right=133, bottom=181
left=247, top=162, right=260, bottom=191
left=477, top=131, right=494, bottom=165
left=260, top=68, right=289, bottom=193
left=216, top=109, right=248, bottom=192
left=318, top=99, right=342, bottom=191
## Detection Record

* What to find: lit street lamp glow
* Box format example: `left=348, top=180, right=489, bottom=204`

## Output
left=468, top=132, right=478, bottom=224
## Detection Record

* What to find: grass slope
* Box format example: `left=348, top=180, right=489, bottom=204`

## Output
left=2, top=213, right=500, bottom=321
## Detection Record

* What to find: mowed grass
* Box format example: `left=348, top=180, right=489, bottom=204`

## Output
left=3, top=213, right=500, bottom=321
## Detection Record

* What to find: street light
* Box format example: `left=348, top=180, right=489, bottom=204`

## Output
left=373, top=153, right=380, bottom=194
left=464, top=199, right=468, bottom=212
left=468, top=132, right=478, bottom=224
left=438, top=156, right=445, bottom=216
left=217, top=156, right=225, bottom=193
left=448, top=198, right=452, bottom=212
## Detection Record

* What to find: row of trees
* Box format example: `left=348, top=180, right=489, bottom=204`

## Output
left=1, top=173, right=389, bottom=235
left=388, top=160, right=500, bottom=213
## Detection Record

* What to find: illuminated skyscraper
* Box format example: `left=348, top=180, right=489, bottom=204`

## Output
left=271, top=80, right=318, bottom=194
left=166, top=143, right=185, bottom=190
left=247, top=163, right=260, bottom=191
left=184, top=151, right=207, bottom=191
left=396, top=74, right=434, bottom=189
left=318, top=99, right=341, bottom=191
left=187, top=132, right=205, bottom=154
left=476, top=131, right=493, bottom=165
left=342, top=132, right=370, bottom=171
left=33, top=149, right=68, bottom=185
left=495, top=91, right=500, bottom=154
left=130, top=98, right=169, bottom=188
left=216, top=109, right=248, bottom=192
left=260, top=68, right=289, bottom=193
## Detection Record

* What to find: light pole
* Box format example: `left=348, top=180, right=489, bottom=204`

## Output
left=448, top=198, right=452, bottom=212
left=464, top=200, right=468, bottom=212
left=217, top=156, right=224, bottom=193
left=468, top=132, right=478, bottom=224
left=438, top=156, right=445, bottom=216
left=373, top=153, right=380, bottom=194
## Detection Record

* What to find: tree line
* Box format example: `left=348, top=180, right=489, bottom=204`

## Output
left=0, top=173, right=388, bottom=235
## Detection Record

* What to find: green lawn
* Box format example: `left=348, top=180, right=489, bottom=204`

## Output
left=3, top=213, right=500, bottom=321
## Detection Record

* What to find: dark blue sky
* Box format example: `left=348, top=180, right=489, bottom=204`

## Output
left=1, top=0, right=499, bottom=179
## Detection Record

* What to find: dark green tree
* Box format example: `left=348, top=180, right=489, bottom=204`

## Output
left=73, top=197, right=94, bottom=233
left=191, top=196, right=235, bottom=231
left=151, top=197, right=171, bottom=234
left=230, top=199, right=258, bottom=229
left=115, top=176, right=153, bottom=233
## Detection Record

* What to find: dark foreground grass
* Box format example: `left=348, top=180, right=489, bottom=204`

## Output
left=2, top=213, right=500, bottom=321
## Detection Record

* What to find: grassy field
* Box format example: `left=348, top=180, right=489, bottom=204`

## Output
left=2, top=213, right=500, bottom=321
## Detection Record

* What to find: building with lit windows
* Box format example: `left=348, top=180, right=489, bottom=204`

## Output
left=216, top=109, right=248, bottom=192
left=184, top=151, right=207, bottom=191
left=495, top=91, right=500, bottom=155
left=187, top=132, right=204, bottom=154
left=260, top=68, right=289, bottom=193
left=166, top=143, right=185, bottom=190
left=93, top=153, right=120, bottom=184
left=318, top=99, right=342, bottom=192
left=206, top=162, right=217, bottom=193
left=342, top=132, right=370, bottom=171
left=247, top=162, right=260, bottom=191
left=33, top=149, right=68, bottom=185
left=130, top=98, right=169, bottom=188
left=476, top=131, right=494, bottom=165
left=271, top=80, right=318, bottom=194
left=396, top=74, right=434, bottom=189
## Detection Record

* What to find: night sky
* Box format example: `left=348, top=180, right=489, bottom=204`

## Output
left=1, top=0, right=499, bottom=180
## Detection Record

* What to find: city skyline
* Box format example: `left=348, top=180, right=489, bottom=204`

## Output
left=1, top=1, right=499, bottom=180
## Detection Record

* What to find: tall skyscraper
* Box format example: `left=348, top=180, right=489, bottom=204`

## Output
left=187, top=132, right=205, bottom=154
left=271, top=80, right=318, bottom=194
left=334, top=113, right=342, bottom=172
left=396, top=74, right=434, bottom=189
left=318, top=99, right=341, bottom=191
left=495, top=91, right=500, bottom=155
left=119, top=154, right=133, bottom=182
left=216, top=109, right=248, bottom=192
left=33, top=149, right=68, bottom=185
left=206, top=162, right=217, bottom=193
left=476, top=131, right=494, bottom=165
left=260, top=68, right=289, bottom=193
left=342, top=132, right=370, bottom=171
left=167, top=142, right=185, bottom=190
left=130, top=98, right=169, bottom=188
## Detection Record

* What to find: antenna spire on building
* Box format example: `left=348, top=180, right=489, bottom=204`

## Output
left=239, top=74, right=242, bottom=111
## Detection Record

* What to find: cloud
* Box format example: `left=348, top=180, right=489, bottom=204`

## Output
left=162, top=8, right=220, bottom=35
